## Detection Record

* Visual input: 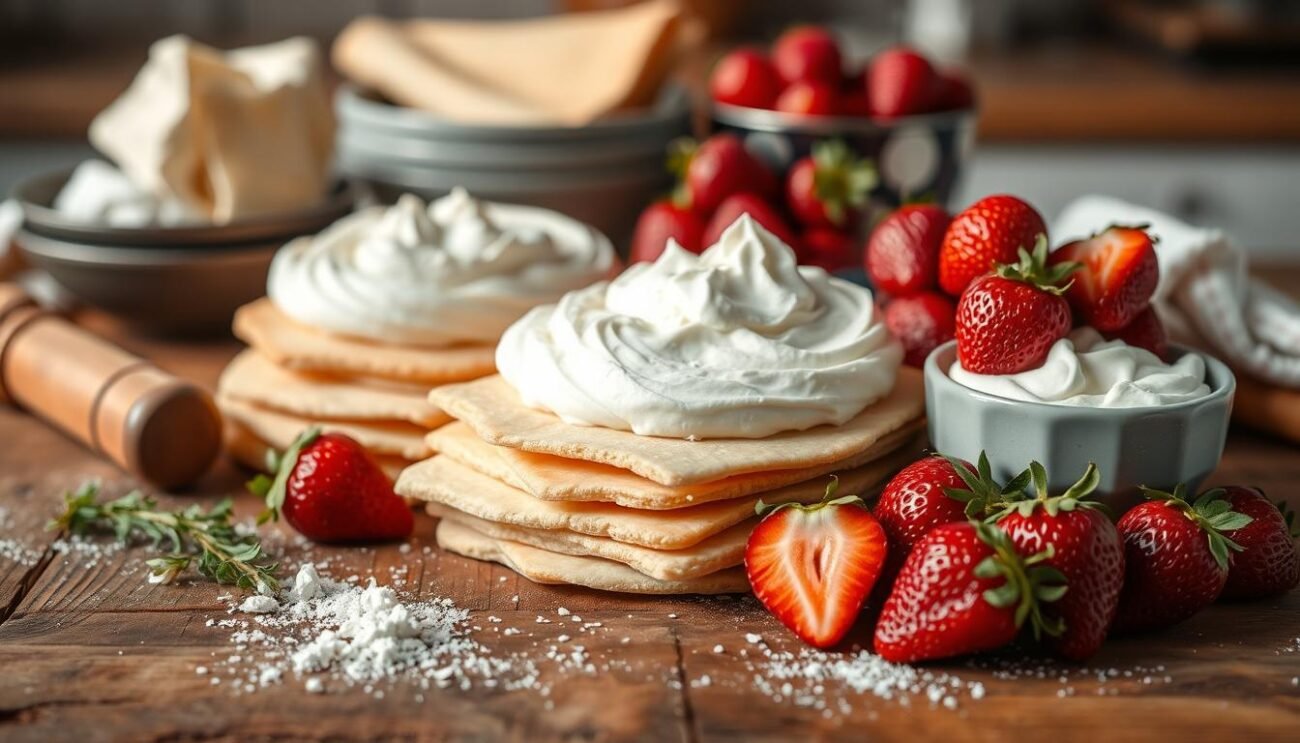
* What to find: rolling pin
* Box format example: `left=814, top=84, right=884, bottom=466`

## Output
left=0, top=284, right=222, bottom=489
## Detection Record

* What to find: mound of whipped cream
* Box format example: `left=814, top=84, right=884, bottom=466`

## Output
left=268, top=189, right=615, bottom=346
left=496, top=215, right=902, bottom=439
left=949, top=328, right=1212, bottom=408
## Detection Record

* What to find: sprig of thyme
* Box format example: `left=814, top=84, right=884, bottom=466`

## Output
left=48, top=482, right=279, bottom=594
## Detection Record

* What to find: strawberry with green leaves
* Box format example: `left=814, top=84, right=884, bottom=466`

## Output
left=874, top=520, right=1067, bottom=663
left=1113, top=484, right=1252, bottom=633
left=955, top=236, right=1079, bottom=374
left=991, top=462, right=1124, bottom=661
left=248, top=427, right=413, bottom=544
left=784, top=139, right=877, bottom=229
left=745, top=478, right=888, bottom=649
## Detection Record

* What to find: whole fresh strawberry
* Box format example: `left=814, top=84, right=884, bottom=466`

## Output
left=798, top=227, right=857, bottom=272
left=746, top=478, right=888, bottom=649
left=1113, top=484, right=1252, bottom=633
left=772, top=25, right=843, bottom=86
left=1049, top=225, right=1159, bottom=331
left=676, top=134, right=777, bottom=215
left=865, top=204, right=951, bottom=296
left=1101, top=306, right=1168, bottom=359
left=867, top=46, right=938, bottom=118
left=939, top=194, right=1048, bottom=296
left=955, top=237, right=1079, bottom=374
left=249, top=427, right=413, bottom=543
left=874, top=520, right=1066, bottom=663
left=630, top=199, right=705, bottom=263
left=702, top=192, right=798, bottom=248
left=1217, top=487, right=1299, bottom=600
left=775, top=80, right=839, bottom=116
left=710, top=48, right=782, bottom=109
left=992, top=462, right=1123, bottom=661
left=873, top=451, right=1025, bottom=581
left=784, top=140, right=876, bottom=228
left=884, top=292, right=956, bottom=367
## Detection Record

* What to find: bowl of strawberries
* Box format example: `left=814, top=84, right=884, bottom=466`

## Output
left=707, top=27, right=975, bottom=233
left=902, top=195, right=1237, bottom=500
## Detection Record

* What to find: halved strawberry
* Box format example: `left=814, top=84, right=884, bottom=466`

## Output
left=745, top=478, right=888, bottom=649
left=1049, top=225, right=1159, bottom=332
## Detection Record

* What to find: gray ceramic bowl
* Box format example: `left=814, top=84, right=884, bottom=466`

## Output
left=334, top=85, right=691, bottom=251
left=14, top=171, right=359, bottom=335
left=923, top=340, right=1235, bottom=504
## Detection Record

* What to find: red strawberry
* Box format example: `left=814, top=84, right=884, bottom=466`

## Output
left=677, top=134, right=776, bottom=215
left=784, top=140, right=877, bottom=228
left=249, top=428, right=413, bottom=543
left=702, top=192, right=797, bottom=248
left=1049, top=225, right=1159, bottom=331
left=745, top=479, right=889, bottom=649
left=710, top=48, right=782, bottom=109
left=933, top=70, right=975, bottom=111
left=884, top=292, right=956, bottom=367
left=865, top=204, right=951, bottom=296
left=938, top=194, right=1048, bottom=296
left=798, top=227, right=857, bottom=272
left=874, top=520, right=1066, bottom=663
left=839, top=91, right=872, bottom=117
left=955, top=237, right=1079, bottom=374
left=1217, top=487, right=1300, bottom=600
left=1113, top=485, right=1253, bottom=633
left=873, top=452, right=1022, bottom=582
left=1101, top=306, right=1168, bottom=359
left=992, top=462, right=1124, bottom=661
left=775, top=80, right=839, bottom=116
left=629, top=199, right=705, bottom=263
left=772, top=26, right=843, bottom=86
left=867, top=46, right=938, bottom=118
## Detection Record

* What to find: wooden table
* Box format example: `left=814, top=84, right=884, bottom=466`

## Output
left=1, top=318, right=1299, bottom=742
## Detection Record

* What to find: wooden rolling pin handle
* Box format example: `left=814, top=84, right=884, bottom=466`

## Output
left=0, top=286, right=222, bottom=489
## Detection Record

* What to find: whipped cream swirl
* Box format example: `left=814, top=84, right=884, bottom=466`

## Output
left=496, top=215, right=902, bottom=439
left=950, top=328, right=1212, bottom=407
left=268, top=188, right=615, bottom=345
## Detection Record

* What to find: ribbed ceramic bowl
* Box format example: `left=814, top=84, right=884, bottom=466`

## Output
left=13, top=171, right=359, bottom=335
left=711, top=103, right=976, bottom=227
left=923, top=340, right=1235, bottom=505
left=335, top=85, right=692, bottom=250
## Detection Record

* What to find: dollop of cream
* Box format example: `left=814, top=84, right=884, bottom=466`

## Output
left=54, top=160, right=199, bottom=227
left=496, top=215, right=902, bottom=439
left=268, top=188, right=615, bottom=346
left=949, top=328, right=1212, bottom=407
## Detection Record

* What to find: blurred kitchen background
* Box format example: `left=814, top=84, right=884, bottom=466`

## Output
left=2, top=0, right=1298, bottom=256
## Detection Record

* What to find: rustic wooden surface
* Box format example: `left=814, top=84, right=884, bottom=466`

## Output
left=2, top=305, right=1300, bottom=742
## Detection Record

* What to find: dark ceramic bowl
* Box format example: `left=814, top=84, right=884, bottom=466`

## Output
left=710, top=102, right=977, bottom=230
left=13, top=171, right=359, bottom=335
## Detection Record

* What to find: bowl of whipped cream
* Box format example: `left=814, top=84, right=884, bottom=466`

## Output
left=924, top=330, right=1235, bottom=501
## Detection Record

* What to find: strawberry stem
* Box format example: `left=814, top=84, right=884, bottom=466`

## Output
left=992, top=461, right=1108, bottom=520
left=810, top=139, right=877, bottom=227
left=1138, top=484, right=1254, bottom=570
left=755, top=475, right=865, bottom=518
left=972, top=520, right=1067, bottom=639
left=992, top=234, right=1079, bottom=295
left=940, top=451, right=1030, bottom=519
left=248, top=426, right=321, bottom=525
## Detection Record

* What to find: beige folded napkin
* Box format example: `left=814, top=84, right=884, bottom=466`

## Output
left=332, top=0, right=682, bottom=125
left=90, top=35, right=335, bottom=224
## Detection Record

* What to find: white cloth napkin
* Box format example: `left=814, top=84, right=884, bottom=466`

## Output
left=1055, top=195, right=1300, bottom=388
left=89, top=35, right=334, bottom=224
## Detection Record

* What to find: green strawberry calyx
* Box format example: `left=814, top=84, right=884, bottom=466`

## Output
left=1139, top=484, right=1254, bottom=571
left=811, top=139, right=877, bottom=227
left=755, top=475, right=865, bottom=518
left=991, top=461, right=1110, bottom=521
left=940, top=451, right=1032, bottom=519
left=247, top=426, right=321, bottom=525
left=665, top=136, right=698, bottom=209
left=993, top=234, right=1080, bottom=296
left=972, top=520, right=1068, bottom=639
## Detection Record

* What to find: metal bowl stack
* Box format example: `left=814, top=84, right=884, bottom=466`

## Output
left=335, top=84, right=692, bottom=251
left=14, top=171, right=358, bottom=336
